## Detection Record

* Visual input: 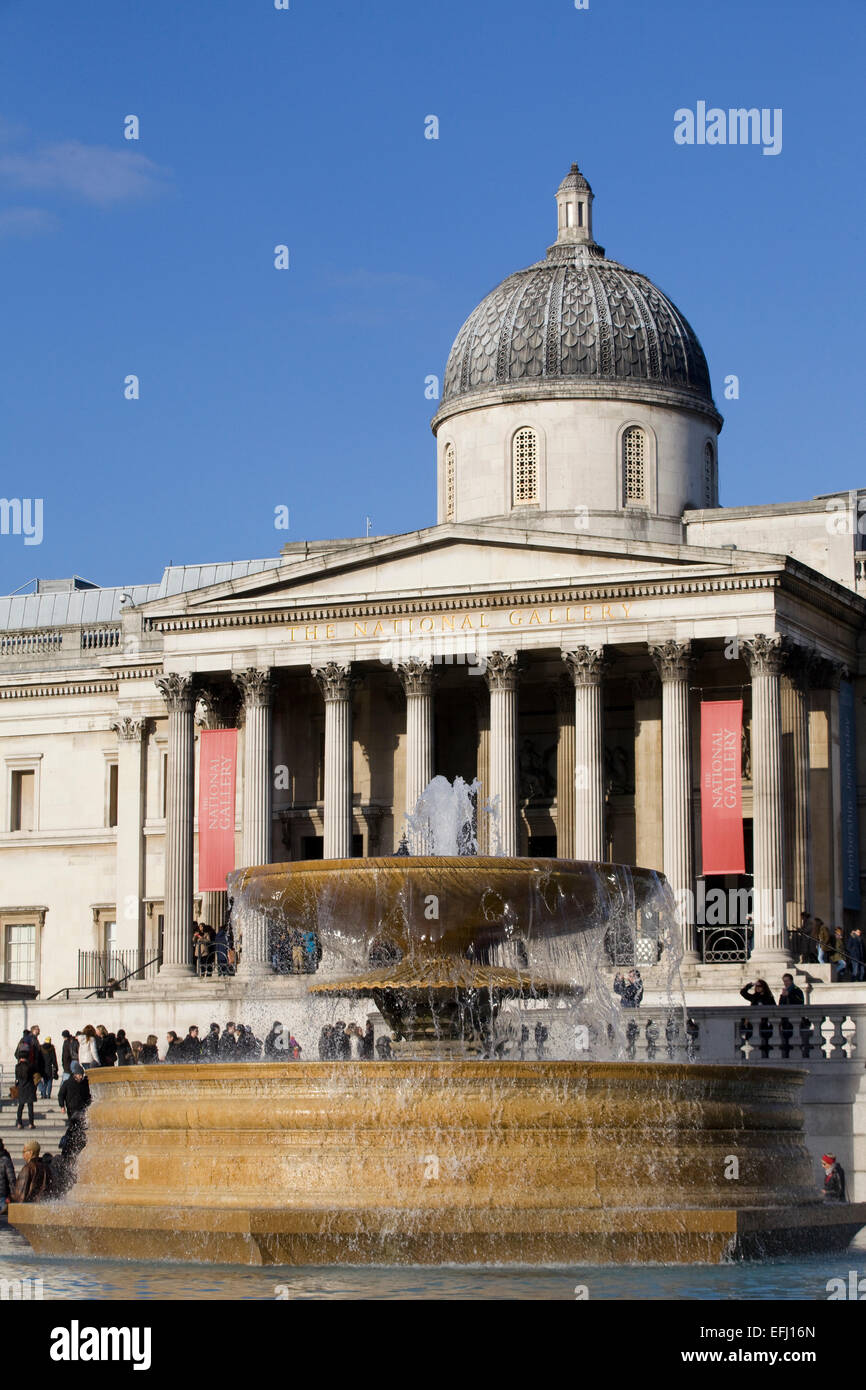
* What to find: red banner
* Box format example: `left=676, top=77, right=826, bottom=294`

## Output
left=198, top=728, right=238, bottom=891
left=700, top=701, right=745, bottom=875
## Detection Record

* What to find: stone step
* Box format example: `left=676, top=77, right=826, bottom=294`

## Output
left=0, top=1105, right=68, bottom=1167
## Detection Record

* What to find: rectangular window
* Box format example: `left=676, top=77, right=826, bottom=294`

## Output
left=10, top=769, right=35, bottom=831
left=108, top=762, right=119, bottom=827
left=5, top=922, right=36, bottom=985
left=565, top=203, right=574, bottom=228
left=577, top=201, right=584, bottom=227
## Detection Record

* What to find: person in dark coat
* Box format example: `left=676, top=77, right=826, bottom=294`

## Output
left=318, top=1025, right=334, bottom=1060
left=11, top=1140, right=49, bottom=1203
left=362, top=1021, right=375, bottom=1060
left=614, top=970, right=644, bottom=1009
left=15, top=1028, right=40, bottom=1071
left=849, top=927, right=865, bottom=983
left=778, top=974, right=805, bottom=1007
left=332, top=1022, right=351, bottom=1059
left=180, top=1026, right=202, bottom=1063
left=264, top=1022, right=285, bottom=1058
left=58, top=1063, right=92, bottom=1119
left=201, top=1023, right=221, bottom=1061
left=822, top=1153, right=847, bottom=1203
left=213, top=928, right=230, bottom=976
left=96, top=1026, right=118, bottom=1067
left=739, top=978, right=776, bottom=1006
left=165, top=1031, right=183, bottom=1062
left=375, top=1036, right=393, bottom=1059
left=14, top=1056, right=37, bottom=1129
left=60, top=1029, right=79, bottom=1079
left=38, top=1036, right=59, bottom=1099
left=115, top=1029, right=134, bottom=1066
left=139, top=1035, right=159, bottom=1064
left=218, top=1022, right=237, bottom=1059
left=0, top=1139, right=16, bottom=1216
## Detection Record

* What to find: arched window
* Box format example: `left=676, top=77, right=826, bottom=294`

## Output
left=444, top=443, right=455, bottom=521
left=622, top=426, right=646, bottom=503
left=512, top=427, right=538, bottom=505
left=704, top=441, right=715, bottom=507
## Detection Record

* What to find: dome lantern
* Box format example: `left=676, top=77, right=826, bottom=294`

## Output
left=552, top=161, right=600, bottom=254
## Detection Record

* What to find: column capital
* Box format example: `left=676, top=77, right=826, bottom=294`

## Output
left=111, top=715, right=147, bottom=742
left=781, top=638, right=817, bottom=692
left=649, top=639, right=692, bottom=683
left=155, top=672, right=197, bottom=713
left=313, top=660, right=354, bottom=702
left=198, top=683, right=241, bottom=728
left=233, top=667, right=273, bottom=709
left=563, top=646, right=606, bottom=688
left=809, top=654, right=847, bottom=691
left=485, top=650, right=520, bottom=692
left=743, top=634, right=784, bottom=678
left=394, top=657, right=434, bottom=697
left=630, top=668, right=661, bottom=701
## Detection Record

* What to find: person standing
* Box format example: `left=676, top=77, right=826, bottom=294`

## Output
left=830, top=927, right=849, bottom=981
left=815, top=919, right=831, bottom=964
left=201, top=1023, right=221, bottom=1061
left=778, top=974, right=805, bottom=1007
left=218, top=1022, right=237, bottom=1059
left=264, top=1022, right=285, bottom=1058
left=115, top=1029, right=134, bottom=1066
left=848, top=926, right=865, bottom=983
left=96, top=1025, right=118, bottom=1067
left=14, top=1053, right=37, bottom=1129
left=78, top=1026, right=101, bottom=1070
left=739, top=979, right=776, bottom=1006
left=362, top=1021, right=375, bottom=1060
left=822, top=1152, right=847, bottom=1203
left=165, top=1031, right=183, bottom=1062
left=38, top=1036, right=59, bottom=1100
left=60, top=1029, right=78, bottom=1083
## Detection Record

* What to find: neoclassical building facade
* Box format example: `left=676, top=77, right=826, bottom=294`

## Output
left=0, top=163, right=864, bottom=1001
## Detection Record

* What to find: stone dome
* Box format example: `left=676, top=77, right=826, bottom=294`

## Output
left=441, top=164, right=715, bottom=415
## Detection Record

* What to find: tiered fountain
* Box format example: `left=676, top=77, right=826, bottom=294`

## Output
left=11, top=779, right=866, bottom=1264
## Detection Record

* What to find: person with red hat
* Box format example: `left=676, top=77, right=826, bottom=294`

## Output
left=821, top=1153, right=847, bottom=1203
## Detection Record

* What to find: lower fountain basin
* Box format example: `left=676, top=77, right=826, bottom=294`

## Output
left=10, top=1062, right=865, bottom=1265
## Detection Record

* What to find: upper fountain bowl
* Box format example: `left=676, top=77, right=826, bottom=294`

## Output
left=226, top=856, right=676, bottom=991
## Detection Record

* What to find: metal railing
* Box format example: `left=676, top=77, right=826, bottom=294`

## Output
left=48, top=950, right=162, bottom=1000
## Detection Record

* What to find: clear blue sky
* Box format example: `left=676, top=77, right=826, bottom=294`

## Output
left=0, top=0, right=862, bottom=593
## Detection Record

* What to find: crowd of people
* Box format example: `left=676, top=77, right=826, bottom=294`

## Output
left=790, top=915, right=865, bottom=980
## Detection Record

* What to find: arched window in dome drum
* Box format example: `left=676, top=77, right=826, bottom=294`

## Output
left=444, top=443, right=456, bottom=521
left=623, top=427, right=646, bottom=503
left=704, top=441, right=715, bottom=507
left=512, top=428, right=538, bottom=506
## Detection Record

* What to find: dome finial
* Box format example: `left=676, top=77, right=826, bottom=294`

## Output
left=555, top=160, right=595, bottom=247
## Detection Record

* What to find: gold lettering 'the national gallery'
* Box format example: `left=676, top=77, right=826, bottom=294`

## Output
left=284, top=604, right=634, bottom=642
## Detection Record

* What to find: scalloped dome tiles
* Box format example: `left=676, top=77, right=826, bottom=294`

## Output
left=442, top=163, right=714, bottom=410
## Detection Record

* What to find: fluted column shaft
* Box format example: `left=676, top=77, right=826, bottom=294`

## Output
left=396, top=660, right=434, bottom=827
left=745, top=636, right=788, bottom=962
left=485, top=652, right=519, bottom=856
left=156, top=674, right=196, bottom=977
left=650, top=642, right=695, bottom=957
left=563, top=648, right=606, bottom=862
left=781, top=653, right=813, bottom=933
left=111, top=717, right=147, bottom=955
left=234, top=669, right=273, bottom=977
left=314, top=663, right=354, bottom=859
left=555, top=678, right=576, bottom=858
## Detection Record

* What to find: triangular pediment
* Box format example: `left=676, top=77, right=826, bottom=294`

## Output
left=138, top=522, right=782, bottom=621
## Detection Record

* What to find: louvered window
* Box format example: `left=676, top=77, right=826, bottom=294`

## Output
left=444, top=443, right=455, bottom=521
left=623, top=427, right=646, bottom=503
left=512, top=428, right=538, bottom=505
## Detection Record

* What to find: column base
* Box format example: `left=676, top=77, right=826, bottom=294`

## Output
left=237, top=963, right=275, bottom=982
left=157, top=964, right=197, bottom=982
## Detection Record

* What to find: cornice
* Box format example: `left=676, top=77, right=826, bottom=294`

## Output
left=144, top=573, right=789, bottom=634
left=0, top=679, right=120, bottom=700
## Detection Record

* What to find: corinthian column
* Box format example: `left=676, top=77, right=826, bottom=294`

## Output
left=155, top=673, right=196, bottom=978
left=744, top=635, right=789, bottom=964
left=485, top=651, right=519, bottom=856
left=555, top=677, right=576, bottom=858
left=563, top=647, right=606, bottom=862
left=110, top=716, right=147, bottom=958
left=313, top=662, right=354, bottom=859
left=233, top=669, right=273, bottom=977
left=649, top=641, right=696, bottom=958
left=395, top=659, right=434, bottom=829
left=781, top=643, right=814, bottom=938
